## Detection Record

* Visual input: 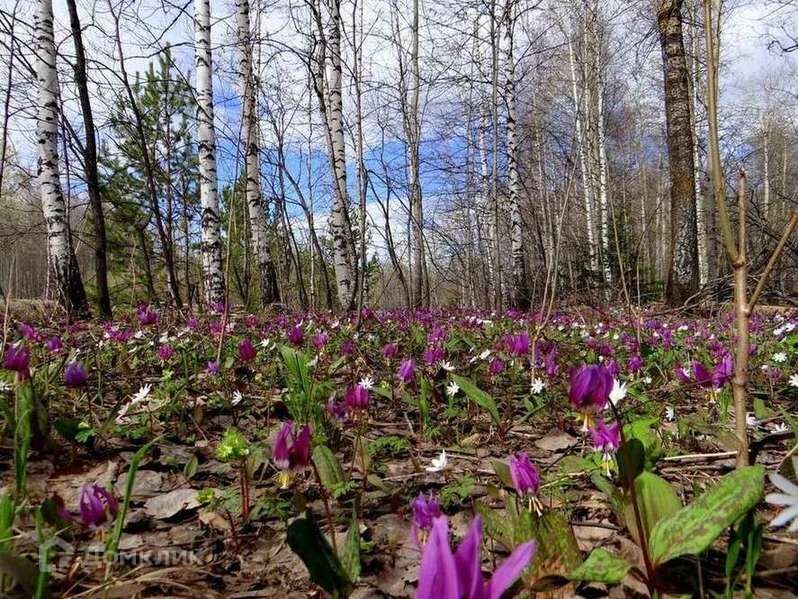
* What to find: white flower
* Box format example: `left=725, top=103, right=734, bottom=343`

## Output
left=426, top=450, right=448, bottom=472
left=773, top=422, right=789, bottom=434
left=773, top=352, right=788, bottom=364
left=131, top=384, right=153, bottom=405
left=479, top=349, right=491, bottom=360
left=609, top=379, right=627, bottom=406
left=232, top=391, right=244, bottom=406
left=530, top=377, right=545, bottom=395
left=665, top=406, right=675, bottom=421
left=746, top=412, right=760, bottom=428
left=789, top=374, right=798, bottom=388
left=359, top=376, right=375, bottom=390
left=259, top=338, right=273, bottom=349
left=446, top=381, right=460, bottom=397
left=116, top=384, right=153, bottom=424
left=765, top=457, right=798, bottom=532
left=643, top=376, right=653, bottom=385
left=440, top=361, right=455, bottom=372
left=133, top=330, right=145, bottom=340
left=0, top=381, right=12, bottom=392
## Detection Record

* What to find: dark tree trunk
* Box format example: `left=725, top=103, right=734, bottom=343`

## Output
left=658, top=0, right=700, bottom=305
left=66, top=0, right=112, bottom=319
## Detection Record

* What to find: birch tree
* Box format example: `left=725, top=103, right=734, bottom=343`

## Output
left=35, top=0, right=88, bottom=316
left=194, top=0, right=225, bottom=306
left=658, top=0, right=700, bottom=305
left=308, top=0, right=358, bottom=310
left=504, top=0, right=529, bottom=309
left=237, top=0, right=280, bottom=307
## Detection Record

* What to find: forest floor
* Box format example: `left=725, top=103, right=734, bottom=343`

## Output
left=1, top=303, right=798, bottom=598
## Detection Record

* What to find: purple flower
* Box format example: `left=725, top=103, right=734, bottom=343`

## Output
left=45, top=336, right=63, bottom=353
left=312, top=332, right=329, bottom=350
left=505, top=332, right=530, bottom=356
left=345, top=384, right=370, bottom=411
left=488, top=358, right=505, bottom=376
left=590, top=420, right=621, bottom=455
left=185, top=316, right=199, bottom=330
left=272, top=421, right=312, bottom=471
left=509, top=453, right=540, bottom=497
left=3, top=344, right=30, bottom=379
left=398, top=359, right=416, bottom=384
left=416, top=516, right=536, bottom=599
left=569, top=363, right=613, bottom=411
left=211, top=301, right=227, bottom=314
left=326, top=397, right=348, bottom=421
left=137, top=305, right=158, bottom=326
left=157, top=345, right=174, bottom=362
left=382, top=342, right=399, bottom=359
left=245, top=314, right=259, bottom=328
left=411, top=493, right=442, bottom=546
left=543, top=349, right=558, bottom=377
left=18, top=323, right=41, bottom=342
left=340, top=339, right=357, bottom=355
left=692, top=361, right=714, bottom=388
left=59, top=484, right=118, bottom=528
left=287, top=326, right=304, bottom=346
left=64, top=362, right=88, bottom=388
left=238, top=338, right=257, bottom=363
left=427, top=327, right=447, bottom=343
left=206, top=360, right=221, bottom=375
left=423, top=345, right=445, bottom=365
left=675, top=364, right=691, bottom=384
left=628, top=354, right=644, bottom=374
left=712, top=354, right=733, bottom=389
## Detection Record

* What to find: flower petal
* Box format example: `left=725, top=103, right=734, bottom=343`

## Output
left=416, top=516, right=458, bottom=599
left=454, top=516, right=483, bottom=599
left=484, top=540, right=536, bottom=599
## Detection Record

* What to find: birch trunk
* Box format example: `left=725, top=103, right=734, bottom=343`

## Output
left=762, top=122, right=770, bottom=223
left=409, top=0, right=425, bottom=308
left=504, top=0, right=528, bottom=310
left=688, top=0, right=708, bottom=285
left=236, top=0, right=279, bottom=306
left=594, top=43, right=612, bottom=285
left=658, top=0, right=700, bottom=305
left=567, top=27, right=598, bottom=273
left=194, top=0, right=225, bottom=306
left=36, top=0, right=88, bottom=316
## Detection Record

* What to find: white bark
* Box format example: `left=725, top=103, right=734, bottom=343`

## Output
left=194, top=0, right=224, bottom=305
left=763, top=121, right=771, bottom=223
left=36, top=0, right=86, bottom=314
left=592, top=23, right=612, bottom=284
left=504, top=0, right=527, bottom=309
left=688, top=0, right=708, bottom=285
left=236, top=0, right=278, bottom=305
left=567, top=26, right=598, bottom=272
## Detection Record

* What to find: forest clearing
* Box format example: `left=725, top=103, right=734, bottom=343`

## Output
left=1, top=0, right=798, bottom=597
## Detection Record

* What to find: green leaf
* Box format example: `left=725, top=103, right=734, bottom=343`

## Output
left=287, top=518, right=351, bottom=596
left=616, top=439, right=645, bottom=490
left=649, top=465, right=765, bottom=566
left=568, top=548, right=632, bottom=584
left=340, top=513, right=361, bottom=583
left=623, top=471, right=681, bottom=546
left=590, top=472, right=625, bottom=520
left=312, top=445, right=346, bottom=493
left=183, top=455, right=198, bottom=480
left=106, top=436, right=161, bottom=560
left=491, top=459, right=513, bottom=488
left=450, top=374, right=500, bottom=425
